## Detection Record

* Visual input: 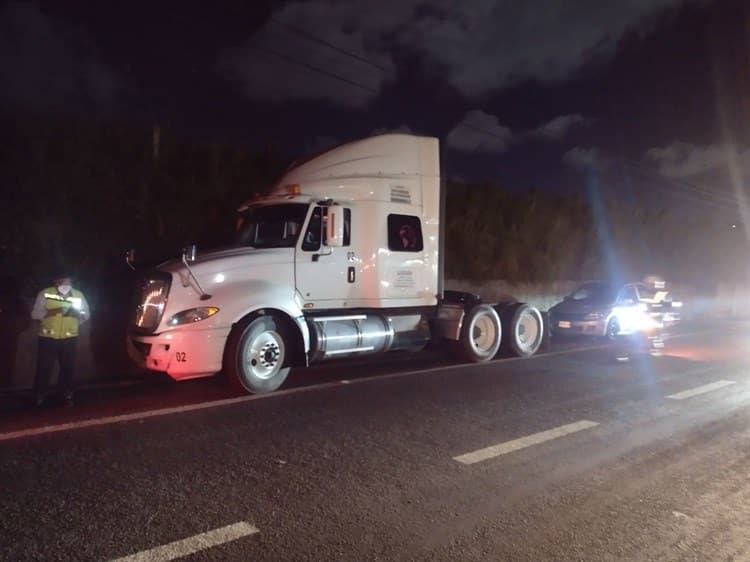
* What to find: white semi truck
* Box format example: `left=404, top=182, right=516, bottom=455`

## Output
left=127, top=134, right=545, bottom=393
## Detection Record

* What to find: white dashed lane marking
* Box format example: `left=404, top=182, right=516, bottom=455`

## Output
left=110, top=521, right=258, bottom=562
left=453, top=420, right=600, bottom=465
left=666, top=380, right=737, bottom=400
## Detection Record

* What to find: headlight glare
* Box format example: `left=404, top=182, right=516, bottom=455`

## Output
left=167, top=307, right=220, bottom=327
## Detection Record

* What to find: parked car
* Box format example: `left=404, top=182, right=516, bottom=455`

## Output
left=549, top=280, right=680, bottom=339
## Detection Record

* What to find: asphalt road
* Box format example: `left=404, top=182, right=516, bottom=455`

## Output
left=2, top=325, right=750, bottom=561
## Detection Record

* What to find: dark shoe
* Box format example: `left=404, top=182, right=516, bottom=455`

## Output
left=62, top=394, right=74, bottom=408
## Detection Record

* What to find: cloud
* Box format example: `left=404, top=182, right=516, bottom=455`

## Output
left=527, top=114, right=593, bottom=141
left=398, top=1, right=687, bottom=97
left=219, top=3, right=396, bottom=107
left=445, top=110, right=590, bottom=153
left=646, top=142, right=750, bottom=178
left=0, top=2, right=121, bottom=108
left=563, top=147, right=608, bottom=170
left=221, top=0, right=690, bottom=106
left=445, top=109, right=513, bottom=153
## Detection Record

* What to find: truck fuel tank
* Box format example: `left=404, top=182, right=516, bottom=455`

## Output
left=307, top=313, right=426, bottom=362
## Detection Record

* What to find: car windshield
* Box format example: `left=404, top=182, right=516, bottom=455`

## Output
left=568, top=282, right=617, bottom=303
left=235, top=203, right=309, bottom=248
left=638, top=286, right=658, bottom=300
left=638, top=285, right=671, bottom=302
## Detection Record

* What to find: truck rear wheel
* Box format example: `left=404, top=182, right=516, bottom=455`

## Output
left=225, top=314, right=291, bottom=394
left=456, top=304, right=502, bottom=362
left=501, top=303, right=543, bottom=357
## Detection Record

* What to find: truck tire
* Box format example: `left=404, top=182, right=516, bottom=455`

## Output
left=224, top=314, right=291, bottom=394
left=501, top=303, right=543, bottom=357
left=455, top=304, right=502, bottom=362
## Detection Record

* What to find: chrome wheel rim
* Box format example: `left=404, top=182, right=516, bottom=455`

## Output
left=470, top=314, right=497, bottom=355
left=243, top=330, right=285, bottom=380
left=515, top=310, right=540, bottom=354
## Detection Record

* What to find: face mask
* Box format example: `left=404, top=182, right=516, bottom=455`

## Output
left=57, top=284, right=72, bottom=295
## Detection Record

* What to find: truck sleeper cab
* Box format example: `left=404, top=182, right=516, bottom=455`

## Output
left=127, top=134, right=545, bottom=393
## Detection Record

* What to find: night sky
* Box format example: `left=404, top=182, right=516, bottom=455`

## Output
left=1, top=0, right=748, bottom=216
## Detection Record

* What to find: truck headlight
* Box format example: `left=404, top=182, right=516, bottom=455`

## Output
left=167, top=307, right=220, bottom=327
left=133, top=276, right=171, bottom=332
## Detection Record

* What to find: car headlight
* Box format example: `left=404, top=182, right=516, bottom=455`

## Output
left=166, top=307, right=220, bottom=327
left=584, top=312, right=604, bottom=320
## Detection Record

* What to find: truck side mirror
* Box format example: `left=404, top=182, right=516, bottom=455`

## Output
left=326, top=207, right=345, bottom=247
left=126, top=249, right=136, bottom=271
left=183, top=244, right=198, bottom=263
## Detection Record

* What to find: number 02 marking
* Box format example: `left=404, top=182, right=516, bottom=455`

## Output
left=175, top=352, right=187, bottom=362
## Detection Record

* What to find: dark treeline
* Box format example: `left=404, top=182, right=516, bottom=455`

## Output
left=445, top=180, right=743, bottom=289
left=1, top=110, right=743, bottom=301
left=1, top=110, right=287, bottom=299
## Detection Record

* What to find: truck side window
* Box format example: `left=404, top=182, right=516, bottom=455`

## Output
left=303, top=206, right=351, bottom=251
left=323, top=207, right=351, bottom=247
left=387, top=214, right=423, bottom=252
left=302, top=207, right=322, bottom=251
left=343, top=208, right=351, bottom=246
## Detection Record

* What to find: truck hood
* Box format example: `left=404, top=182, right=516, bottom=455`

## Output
left=159, top=246, right=294, bottom=277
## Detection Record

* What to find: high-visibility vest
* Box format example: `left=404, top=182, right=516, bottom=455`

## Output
left=39, top=287, right=85, bottom=339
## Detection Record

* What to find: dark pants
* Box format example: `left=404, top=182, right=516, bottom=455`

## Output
left=33, top=336, right=77, bottom=399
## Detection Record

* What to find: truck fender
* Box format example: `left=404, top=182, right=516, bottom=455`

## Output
left=230, top=308, right=310, bottom=368
left=431, top=290, right=480, bottom=341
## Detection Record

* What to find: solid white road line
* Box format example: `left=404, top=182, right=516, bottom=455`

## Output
left=110, top=521, right=258, bottom=562
left=0, top=345, right=607, bottom=443
left=453, top=420, right=599, bottom=465
left=666, top=380, right=737, bottom=400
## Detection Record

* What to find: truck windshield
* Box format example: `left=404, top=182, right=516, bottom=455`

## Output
left=235, top=203, right=309, bottom=248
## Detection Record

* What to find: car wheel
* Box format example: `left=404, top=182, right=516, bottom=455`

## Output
left=605, top=317, right=620, bottom=341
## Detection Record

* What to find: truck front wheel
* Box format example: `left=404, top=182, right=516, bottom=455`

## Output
left=456, top=304, right=502, bottom=362
left=225, top=314, right=291, bottom=394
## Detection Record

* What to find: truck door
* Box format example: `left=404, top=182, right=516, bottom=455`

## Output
left=295, top=205, right=356, bottom=307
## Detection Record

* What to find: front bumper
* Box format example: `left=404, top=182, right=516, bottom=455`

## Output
left=127, top=327, right=230, bottom=381
left=551, top=318, right=606, bottom=336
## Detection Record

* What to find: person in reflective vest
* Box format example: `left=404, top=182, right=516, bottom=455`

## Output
left=30, top=275, right=90, bottom=406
